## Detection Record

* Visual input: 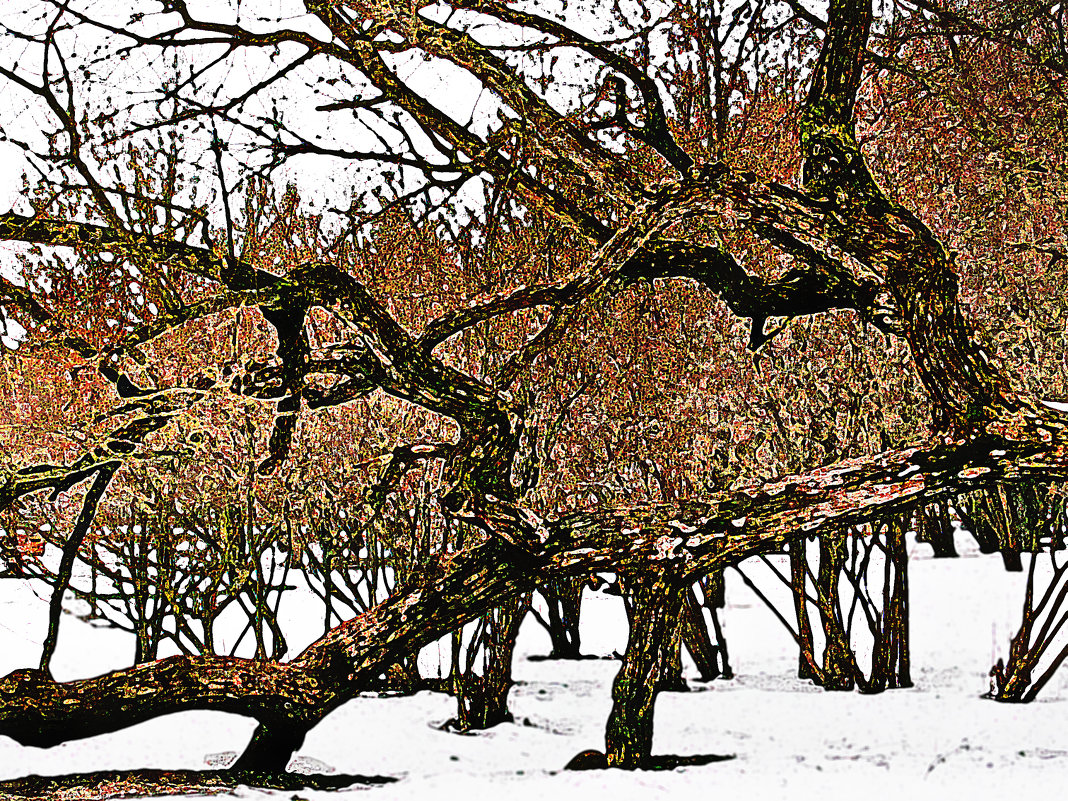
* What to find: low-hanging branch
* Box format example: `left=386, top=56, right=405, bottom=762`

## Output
left=2, top=425, right=1067, bottom=752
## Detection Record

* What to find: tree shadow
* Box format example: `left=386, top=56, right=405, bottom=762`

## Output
left=526, top=653, right=612, bottom=662
left=644, top=754, right=736, bottom=770
left=564, top=750, right=736, bottom=771
left=0, top=768, right=396, bottom=799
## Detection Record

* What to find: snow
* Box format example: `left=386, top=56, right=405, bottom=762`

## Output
left=3, top=540, right=1068, bottom=801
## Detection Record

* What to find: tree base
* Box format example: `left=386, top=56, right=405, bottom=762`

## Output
left=231, top=721, right=308, bottom=772
left=565, top=749, right=608, bottom=770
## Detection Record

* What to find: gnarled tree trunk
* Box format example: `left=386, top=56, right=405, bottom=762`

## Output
left=448, top=590, right=532, bottom=730
left=603, top=570, right=687, bottom=768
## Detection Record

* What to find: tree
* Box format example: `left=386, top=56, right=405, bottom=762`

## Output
left=0, top=0, right=1065, bottom=783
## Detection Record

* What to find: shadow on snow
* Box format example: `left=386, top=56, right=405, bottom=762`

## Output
left=0, top=768, right=396, bottom=799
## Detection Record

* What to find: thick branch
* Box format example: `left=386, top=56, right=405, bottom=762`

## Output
left=0, top=537, right=535, bottom=747
left=624, top=238, right=885, bottom=349
left=680, top=167, right=1022, bottom=434
left=420, top=236, right=882, bottom=353
left=803, top=0, right=872, bottom=128
left=0, top=212, right=276, bottom=290
left=3, top=422, right=1067, bottom=749
left=793, top=0, right=1021, bottom=434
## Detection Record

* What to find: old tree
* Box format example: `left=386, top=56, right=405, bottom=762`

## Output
left=0, top=0, right=1066, bottom=783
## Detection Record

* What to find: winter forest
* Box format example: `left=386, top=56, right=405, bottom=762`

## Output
left=0, top=0, right=1066, bottom=797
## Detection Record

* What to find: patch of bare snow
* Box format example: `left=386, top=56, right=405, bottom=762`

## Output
left=3, top=544, right=1068, bottom=800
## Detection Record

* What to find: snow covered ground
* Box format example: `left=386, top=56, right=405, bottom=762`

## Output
left=3, top=537, right=1068, bottom=801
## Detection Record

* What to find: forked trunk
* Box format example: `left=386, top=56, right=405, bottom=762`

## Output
left=449, top=591, right=532, bottom=730
left=817, top=534, right=857, bottom=691
left=541, top=576, right=585, bottom=659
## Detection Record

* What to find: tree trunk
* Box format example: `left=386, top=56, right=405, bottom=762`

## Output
left=708, top=604, right=733, bottom=680
left=603, top=570, right=686, bottom=769
left=883, top=518, right=912, bottom=689
left=680, top=586, right=724, bottom=682
left=541, top=576, right=585, bottom=658
left=918, top=502, right=958, bottom=558
left=231, top=720, right=309, bottom=772
left=990, top=550, right=1068, bottom=702
left=657, top=619, right=688, bottom=692
left=817, top=534, right=856, bottom=691
left=791, top=539, right=821, bottom=682
left=449, top=590, right=532, bottom=730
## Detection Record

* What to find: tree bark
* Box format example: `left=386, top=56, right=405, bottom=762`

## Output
left=680, top=586, right=724, bottom=682
left=449, top=590, right=531, bottom=730
left=878, top=518, right=912, bottom=690
left=657, top=619, right=688, bottom=692
left=541, top=577, right=585, bottom=659
left=603, top=571, right=687, bottom=769
left=817, top=533, right=857, bottom=691
left=791, top=539, right=821, bottom=682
